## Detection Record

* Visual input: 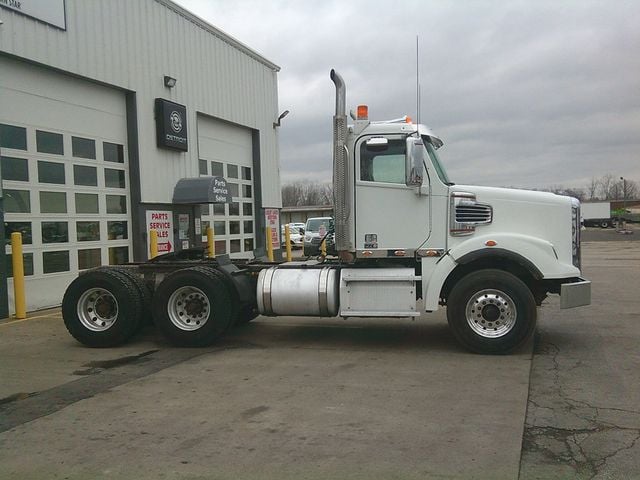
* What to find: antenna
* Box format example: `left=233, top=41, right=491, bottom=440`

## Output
left=416, top=35, right=420, bottom=126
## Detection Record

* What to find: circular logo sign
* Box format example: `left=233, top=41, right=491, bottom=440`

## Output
left=169, top=111, right=183, bottom=133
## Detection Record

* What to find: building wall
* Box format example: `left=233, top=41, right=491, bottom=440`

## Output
left=0, top=0, right=282, bottom=311
left=0, top=0, right=282, bottom=207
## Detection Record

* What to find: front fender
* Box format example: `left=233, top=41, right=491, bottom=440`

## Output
left=422, top=233, right=580, bottom=311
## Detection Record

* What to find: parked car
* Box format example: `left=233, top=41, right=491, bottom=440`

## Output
left=281, top=223, right=305, bottom=248
left=303, top=217, right=335, bottom=256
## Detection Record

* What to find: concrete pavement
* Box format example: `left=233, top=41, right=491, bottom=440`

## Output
left=0, top=240, right=638, bottom=479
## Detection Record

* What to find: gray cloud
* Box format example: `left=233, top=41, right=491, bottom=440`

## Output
left=176, top=0, right=640, bottom=189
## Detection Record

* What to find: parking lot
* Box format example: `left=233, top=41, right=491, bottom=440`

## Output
left=0, top=232, right=638, bottom=479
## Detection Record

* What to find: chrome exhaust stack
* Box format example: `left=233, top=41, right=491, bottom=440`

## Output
left=330, top=69, right=353, bottom=256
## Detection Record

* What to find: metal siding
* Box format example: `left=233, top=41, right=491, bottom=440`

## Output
left=0, top=0, right=282, bottom=207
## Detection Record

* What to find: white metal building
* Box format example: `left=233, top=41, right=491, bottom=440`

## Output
left=0, top=0, right=282, bottom=313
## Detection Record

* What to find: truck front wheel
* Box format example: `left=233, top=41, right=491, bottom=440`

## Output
left=152, top=267, right=234, bottom=347
left=446, top=269, right=536, bottom=354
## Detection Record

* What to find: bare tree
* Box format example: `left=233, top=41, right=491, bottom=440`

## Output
left=282, top=181, right=333, bottom=207
left=597, top=174, right=618, bottom=200
left=586, top=177, right=599, bottom=200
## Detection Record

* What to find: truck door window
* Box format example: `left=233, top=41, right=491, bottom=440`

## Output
left=360, top=139, right=405, bottom=184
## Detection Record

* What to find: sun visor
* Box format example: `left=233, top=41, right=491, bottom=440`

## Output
left=172, top=177, right=232, bottom=204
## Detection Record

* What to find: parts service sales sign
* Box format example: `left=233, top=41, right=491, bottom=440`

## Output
left=146, top=210, right=174, bottom=258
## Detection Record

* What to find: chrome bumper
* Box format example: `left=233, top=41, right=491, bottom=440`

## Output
left=560, top=278, right=591, bottom=309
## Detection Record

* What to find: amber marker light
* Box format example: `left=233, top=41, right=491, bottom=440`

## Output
left=357, top=105, right=369, bottom=120
left=485, top=240, right=497, bottom=247
left=405, top=116, right=412, bottom=123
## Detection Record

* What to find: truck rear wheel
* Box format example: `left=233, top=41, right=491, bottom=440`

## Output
left=446, top=269, right=536, bottom=354
left=152, top=267, right=234, bottom=347
left=62, top=269, right=143, bottom=347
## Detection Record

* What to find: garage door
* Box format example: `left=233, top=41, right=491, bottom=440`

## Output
left=197, top=115, right=255, bottom=259
left=0, top=56, right=132, bottom=312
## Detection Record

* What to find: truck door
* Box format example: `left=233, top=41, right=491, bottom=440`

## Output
left=355, top=135, right=431, bottom=254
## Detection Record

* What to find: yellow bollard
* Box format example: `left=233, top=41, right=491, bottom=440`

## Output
left=11, top=232, right=26, bottom=319
left=149, top=229, right=159, bottom=259
left=266, top=226, right=274, bottom=262
left=321, top=238, right=327, bottom=257
left=207, top=226, right=215, bottom=258
left=285, top=224, right=292, bottom=262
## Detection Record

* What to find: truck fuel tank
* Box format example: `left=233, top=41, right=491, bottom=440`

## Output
left=257, top=266, right=340, bottom=317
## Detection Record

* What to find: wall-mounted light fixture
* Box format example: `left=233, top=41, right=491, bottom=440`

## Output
left=163, top=75, right=177, bottom=88
left=273, top=110, right=290, bottom=128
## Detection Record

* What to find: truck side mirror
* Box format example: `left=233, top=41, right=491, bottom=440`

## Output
left=405, top=137, right=424, bottom=186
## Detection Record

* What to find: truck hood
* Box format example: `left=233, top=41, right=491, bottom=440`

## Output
left=451, top=185, right=575, bottom=268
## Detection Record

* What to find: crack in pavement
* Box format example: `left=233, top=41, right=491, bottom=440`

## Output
left=520, top=334, right=640, bottom=479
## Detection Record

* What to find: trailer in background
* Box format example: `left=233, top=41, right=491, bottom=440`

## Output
left=581, top=201, right=613, bottom=228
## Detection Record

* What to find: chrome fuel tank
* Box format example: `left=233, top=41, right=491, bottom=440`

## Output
left=257, top=266, right=339, bottom=317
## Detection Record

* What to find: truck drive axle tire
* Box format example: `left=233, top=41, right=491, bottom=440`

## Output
left=62, top=269, right=144, bottom=347
left=152, top=267, right=234, bottom=347
left=446, top=269, right=536, bottom=354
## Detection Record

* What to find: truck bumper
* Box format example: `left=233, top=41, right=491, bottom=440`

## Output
left=560, top=278, right=591, bottom=309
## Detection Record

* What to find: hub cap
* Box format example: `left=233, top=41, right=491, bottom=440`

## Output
left=465, top=289, right=517, bottom=338
left=77, top=288, right=119, bottom=332
left=167, top=286, right=210, bottom=331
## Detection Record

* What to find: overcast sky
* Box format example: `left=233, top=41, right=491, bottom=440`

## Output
left=175, top=0, right=639, bottom=190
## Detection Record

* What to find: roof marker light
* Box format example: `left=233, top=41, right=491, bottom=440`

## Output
left=357, top=105, right=368, bottom=120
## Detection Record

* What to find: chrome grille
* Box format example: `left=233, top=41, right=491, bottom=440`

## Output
left=450, top=192, right=493, bottom=236
left=455, top=202, right=493, bottom=224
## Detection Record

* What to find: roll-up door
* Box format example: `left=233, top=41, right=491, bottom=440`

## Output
left=197, top=115, right=255, bottom=259
left=0, top=56, right=132, bottom=312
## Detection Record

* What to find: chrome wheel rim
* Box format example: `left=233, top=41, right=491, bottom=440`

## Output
left=465, top=289, right=517, bottom=338
left=77, top=288, right=118, bottom=332
left=167, top=286, right=210, bottom=331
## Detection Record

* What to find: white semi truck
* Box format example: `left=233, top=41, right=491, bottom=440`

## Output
left=62, top=70, right=591, bottom=354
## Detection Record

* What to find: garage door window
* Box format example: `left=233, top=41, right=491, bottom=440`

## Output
left=4, top=222, right=32, bottom=244
left=4, top=190, right=31, bottom=213
left=75, top=193, right=99, bottom=214
left=103, top=142, right=124, bottom=163
left=1, top=156, right=29, bottom=181
left=6, top=253, right=34, bottom=277
left=106, top=195, right=127, bottom=214
left=72, top=136, right=96, bottom=159
left=40, top=192, right=67, bottom=213
left=0, top=124, right=27, bottom=150
left=74, top=165, right=98, bottom=186
left=78, top=248, right=101, bottom=269
left=211, top=161, right=223, bottom=176
left=36, top=130, right=64, bottom=155
left=42, top=222, right=69, bottom=243
left=108, top=246, right=128, bottom=265
left=77, top=221, right=100, bottom=242
left=105, top=169, right=126, bottom=188
left=43, top=250, right=70, bottom=273
left=38, top=161, right=66, bottom=184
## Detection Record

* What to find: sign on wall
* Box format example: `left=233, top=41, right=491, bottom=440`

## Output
left=0, top=0, right=66, bottom=30
left=146, top=210, right=174, bottom=257
left=264, top=208, right=280, bottom=250
left=155, top=99, right=188, bottom=152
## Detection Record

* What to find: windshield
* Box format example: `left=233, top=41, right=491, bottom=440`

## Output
left=306, top=218, right=333, bottom=232
left=422, top=136, right=452, bottom=185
